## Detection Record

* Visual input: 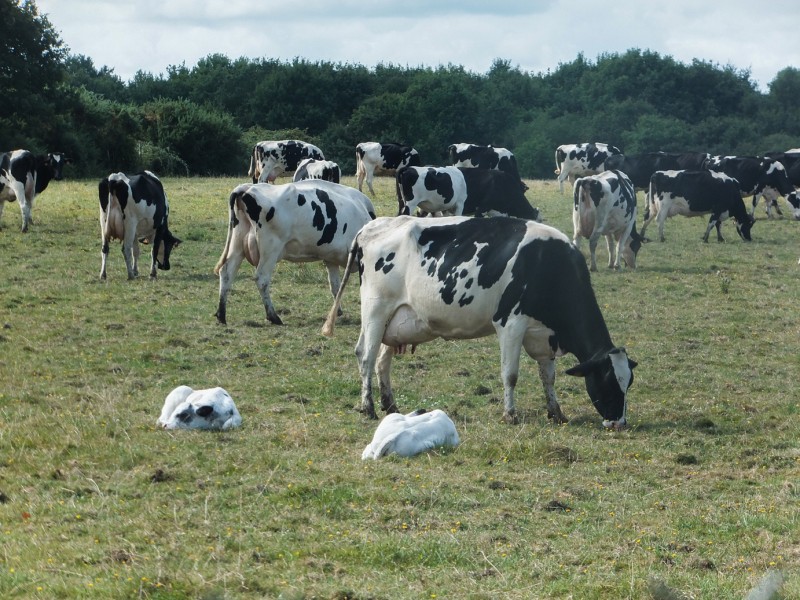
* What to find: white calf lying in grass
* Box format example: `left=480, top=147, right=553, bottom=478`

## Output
left=158, top=386, right=242, bottom=430
left=362, top=409, right=459, bottom=460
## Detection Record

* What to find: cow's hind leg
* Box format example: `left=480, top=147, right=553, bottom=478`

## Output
left=253, top=253, right=283, bottom=325
left=354, top=326, right=385, bottom=419
left=215, top=252, right=245, bottom=325
left=537, top=359, right=568, bottom=424
left=376, top=343, right=398, bottom=414
left=324, top=262, right=344, bottom=316
left=495, top=324, right=526, bottom=424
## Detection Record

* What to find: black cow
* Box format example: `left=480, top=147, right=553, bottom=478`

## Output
left=617, top=152, right=709, bottom=190
left=458, top=168, right=540, bottom=220
left=641, top=170, right=754, bottom=243
left=356, top=142, right=421, bottom=196
left=0, top=150, right=70, bottom=232
left=448, top=143, right=525, bottom=189
left=707, top=155, right=794, bottom=218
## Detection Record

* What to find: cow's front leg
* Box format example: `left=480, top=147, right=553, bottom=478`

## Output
left=376, top=343, right=398, bottom=414
left=538, top=359, right=568, bottom=424
left=324, top=262, right=344, bottom=316
left=254, top=256, right=282, bottom=325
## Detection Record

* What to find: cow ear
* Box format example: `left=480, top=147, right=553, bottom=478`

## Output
left=565, top=358, right=602, bottom=377
left=195, top=405, right=214, bottom=418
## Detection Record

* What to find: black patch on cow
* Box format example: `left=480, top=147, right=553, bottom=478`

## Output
left=240, top=192, right=262, bottom=224
left=311, top=189, right=338, bottom=246
left=297, top=194, right=307, bottom=206
left=375, top=255, right=394, bottom=274
left=423, top=168, right=456, bottom=205
left=265, top=206, right=275, bottom=222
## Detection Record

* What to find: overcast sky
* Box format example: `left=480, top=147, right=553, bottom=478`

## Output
left=36, top=0, right=798, bottom=92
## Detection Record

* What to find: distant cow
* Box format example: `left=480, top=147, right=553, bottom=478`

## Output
left=361, top=409, right=460, bottom=460
left=707, top=155, right=794, bottom=218
left=322, top=216, right=637, bottom=429
left=615, top=151, right=709, bottom=190
left=459, top=168, right=540, bottom=220
left=292, top=158, right=341, bottom=183
left=356, top=142, right=421, bottom=196
left=0, top=150, right=69, bottom=232
left=554, top=143, right=624, bottom=193
left=396, top=165, right=467, bottom=216
left=763, top=151, right=800, bottom=219
left=158, top=386, right=242, bottom=431
left=214, top=180, right=375, bottom=325
left=98, top=171, right=181, bottom=280
left=447, top=143, right=525, bottom=190
left=641, top=170, right=754, bottom=243
left=248, top=140, right=324, bottom=183
left=572, top=170, right=642, bottom=271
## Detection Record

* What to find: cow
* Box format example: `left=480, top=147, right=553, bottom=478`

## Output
left=0, top=150, right=70, bottom=232
left=395, top=165, right=468, bottom=216
left=292, top=158, right=341, bottom=183
left=214, top=179, right=376, bottom=325
left=706, top=155, right=795, bottom=219
left=615, top=151, right=709, bottom=191
left=356, top=142, right=421, bottom=196
left=554, top=143, right=624, bottom=193
left=321, top=216, right=637, bottom=429
left=98, top=171, right=181, bottom=280
left=157, top=386, right=242, bottom=431
left=572, top=170, right=642, bottom=271
left=361, top=409, right=460, bottom=460
left=763, top=151, right=800, bottom=219
left=459, top=168, right=540, bottom=220
left=248, top=140, right=324, bottom=183
left=447, top=143, right=526, bottom=191
left=641, top=170, right=754, bottom=243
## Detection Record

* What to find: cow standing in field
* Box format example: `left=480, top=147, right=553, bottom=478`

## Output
left=572, top=170, right=642, bottom=271
left=0, top=150, right=70, bottom=232
left=762, top=151, right=800, bottom=219
left=292, top=158, right=341, bottom=183
left=214, top=180, right=376, bottom=325
left=98, top=171, right=181, bottom=280
left=459, top=168, right=540, bottom=220
left=322, top=216, right=637, bottom=429
left=706, top=155, right=794, bottom=219
left=615, top=151, right=709, bottom=191
left=396, top=166, right=468, bottom=216
left=554, top=143, right=624, bottom=193
left=641, top=170, right=754, bottom=243
left=447, top=143, right=526, bottom=191
left=356, top=142, right=421, bottom=196
left=248, top=140, right=325, bottom=183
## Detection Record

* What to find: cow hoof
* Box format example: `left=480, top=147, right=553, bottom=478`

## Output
left=547, top=410, right=569, bottom=425
left=267, top=315, right=284, bottom=325
left=356, top=405, right=378, bottom=420
left=502, top=412, right=519, bottom=425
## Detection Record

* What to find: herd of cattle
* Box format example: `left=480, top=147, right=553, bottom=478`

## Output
left=2, top=138, right=799, bottom=433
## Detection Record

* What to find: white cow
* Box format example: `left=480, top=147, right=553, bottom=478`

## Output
left=292, top=158, right=341, bottom=183
left=355, top=142, right=420, bottom=196
left=572, top=170, right=642, bottom=271
left=395, top=166, right=468, bottom=216
left=214, top=179, right=376, bottom=325
left=0, top=149, right=69, bottom=232
left=248, top=140, right=325, bottom=183
left=361, top=409, right=460, bottom=459
left=554, top=143, right=624, bottom=193
left=158, top=386, right=242, bottom=430
left=322, top=216, right=637, bottom=429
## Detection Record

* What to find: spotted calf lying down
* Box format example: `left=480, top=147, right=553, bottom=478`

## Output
left=361, top=409, right=460, bottom=459
left=158, top=386, right=242, bottom=430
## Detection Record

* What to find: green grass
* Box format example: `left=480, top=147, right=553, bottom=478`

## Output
left=0, top=174, right=798, bottom=599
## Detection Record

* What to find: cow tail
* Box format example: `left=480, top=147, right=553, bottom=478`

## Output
left=213, top=192, right=237, bottom=275
left=321, top=239, right=359, bottom=337
left=644, top=178, right=653, bottom=222
left=247, top=149, right=256, bottom=181
left=355, top=146, right=364, bottom=179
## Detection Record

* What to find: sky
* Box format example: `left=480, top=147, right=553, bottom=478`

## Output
left=35, top=0, right=799, bottom=93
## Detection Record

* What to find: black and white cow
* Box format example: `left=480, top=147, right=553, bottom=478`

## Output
left=447, top=143, right=526, bottom=191
left=214, top=179, right=376, bottom=325
left=355, top=142, right=421, bottom=196
left=248, top=140, right=325, bottom=183
left=572, top=170, right=642, bottom=271
left=554, top=143, right=624, bottom=193
left=322, top=216, right=637, bottom=429
left=763, top=151, right=800, bottom=219
left=0, top=150, right=70, bottom=232
left=395, top=165, right=468, bottom=216
left=459, top=168, right=540, bottom=220
left=706, top=155, right=795, bottom=219
left=641, top=170, right=754, bottom=243
left=292, top=158, right=341, bottom=183
left=98, top=171, right=182, bottom=280
left=615, top=151, right=709, bottom=191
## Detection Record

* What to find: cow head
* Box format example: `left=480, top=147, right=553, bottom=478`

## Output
left=565, top=347, right=636, bottom=429
left=787, top=191, right=800, bottom=220
left=155, top=227, right=182, bottom=270
left=47, top=153, right=71, bottom=181
left=734, top=214, right=755, bottom=241
left=622, top=228, right=644, bottom=269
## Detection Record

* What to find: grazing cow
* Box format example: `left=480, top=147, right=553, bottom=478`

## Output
left=554, top=143, right=624, bottom=193
left=459, top=168, right=540, bottom=220
left=158, top=386, right=242, bottom=430
left=292, top=158, right=341, bottom=183
left=361, top=409, right=460, bottom=459
left=572, top=170, right=642, bottom=271
left=0, top=150, right=70, bottom=232
left=707, top=155, right=795, bottom=218
left=641, top=170, right=754, bottom=243
left=356, top=142, right=421, bottom=196
left=396, top=165, right=468, bottom=216
left=214, top=179, right=376, bottom=325
left=322, top=216, right=637, bottom=429
left=98, top=171, right=181, bottom=280
left=248, top=140, right=324, bottom=183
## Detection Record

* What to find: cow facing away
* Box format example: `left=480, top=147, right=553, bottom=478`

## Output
left=0, top=150, right=70, bottom=232
left=396, top=166, right=468, bottom=216
left=98, top=171, right=181, bottom=280
left=248, top=140, right=325, bottom=183
left=572, top=170, right=642, bottom=271
left=459, top=168, right=540, bottom=220
left=214, top=180, right=376, bottom=325
left=361, top=409, right=460, bottom=460
left=292, top=158, right=341, bottom=183
left=641, top=170, right=754, bottom=243
left=707, top=155, right=795, bottom=219
left=158, top=386, right=242, bottom=430
left=322, top=216, right=637, bottom=429
left=356, top=142, right=421, bottom=196
left=554, top=143, right=624, bottom=193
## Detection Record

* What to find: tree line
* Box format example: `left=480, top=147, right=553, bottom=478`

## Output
left=4, top=0, right=800, bottom=179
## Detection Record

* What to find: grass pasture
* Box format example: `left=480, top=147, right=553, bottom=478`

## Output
left=0, top=174, right=798, bottom=599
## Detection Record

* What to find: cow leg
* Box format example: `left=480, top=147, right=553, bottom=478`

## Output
left=537, top=359, right=568, bottom=424
left=323, top=261, right=344, bottom=316
left=215, top=251, right=245, bottom=325
left=376, top=343, right=398, bottom=414
left=702, top=216, right=723, bottom=243
left=588, top=231, right=601, bottom=271
left=495, top=325, right=526, bottom=424
left=0, top=199, right=5, bottom=226
left=254, top=254, right=283, bottom=325
left=100, top=236, right=110, bottom=280
left=354, top=326, right=384, bottom=419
